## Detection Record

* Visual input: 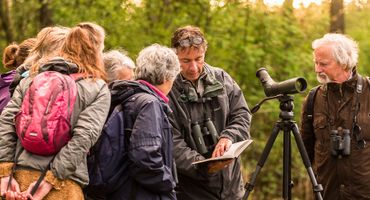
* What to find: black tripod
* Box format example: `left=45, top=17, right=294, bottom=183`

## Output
left=243, top=94, right=323, bottom=200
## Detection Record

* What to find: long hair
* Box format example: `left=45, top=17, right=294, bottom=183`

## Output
left=29, top=26, right=70, bottom=75
left=60, top=22, right=107, bottom=81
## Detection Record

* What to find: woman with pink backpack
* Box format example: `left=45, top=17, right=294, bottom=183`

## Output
left=0, top=22, right=110, bottom=200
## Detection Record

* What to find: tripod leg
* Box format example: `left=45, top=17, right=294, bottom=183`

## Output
left=283, top=126, right=292, bottom=200
left=291, top=123, right=323, bottom=200
left=243, top=124, right=281, bottom=200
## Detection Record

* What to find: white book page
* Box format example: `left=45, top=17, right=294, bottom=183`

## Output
left=192, top=139, right=253, bottom=165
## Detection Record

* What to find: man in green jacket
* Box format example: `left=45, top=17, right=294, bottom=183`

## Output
left=168, top=25, right=252, bottom=200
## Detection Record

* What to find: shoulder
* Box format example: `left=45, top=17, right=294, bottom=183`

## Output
left=206, top=64, right=228, bottom=77
left=128, top=92, right=163, bottom=110
left=77, top=78, right=108, bottom=94
left=205, top=64, right=235, bottom=84
left=362, top=75, right=370, bottom=87
left=76, top=78, right=109, bottom=105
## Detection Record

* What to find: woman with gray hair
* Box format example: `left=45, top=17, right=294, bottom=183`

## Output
left=103, top=50, right=135, bottom=82
left=85, top=44, right=180, bottom=200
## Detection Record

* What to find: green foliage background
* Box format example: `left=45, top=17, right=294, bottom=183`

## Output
left=1, top=0, right=369, bottom=199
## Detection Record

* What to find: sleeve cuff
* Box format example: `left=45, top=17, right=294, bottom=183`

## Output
left=0, top=162, right=14, bottom=178
left=44, top=170, right=65, bottom=190
left=219, top=134, right=234, bottom=143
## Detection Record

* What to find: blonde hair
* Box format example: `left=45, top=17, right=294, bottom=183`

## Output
left=59, top=22, right=107, bottom=81
left=29, top=26, right=70, bottom=75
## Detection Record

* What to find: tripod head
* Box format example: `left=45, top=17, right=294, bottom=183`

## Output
left=251, top=94, right=294, bottom=120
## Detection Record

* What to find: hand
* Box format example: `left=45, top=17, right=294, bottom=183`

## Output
left=211, top=138, right=232, bottom=158
left=5, top=191, right=28, bottom=200
left=207, top=159, right=233, bottom=174
left=23, top=181, right=52, bottom=200
left=1, top=176, right=20, bottom=197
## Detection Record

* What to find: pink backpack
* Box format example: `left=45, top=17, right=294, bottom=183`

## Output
left=15, top=71, right=81, bottom=156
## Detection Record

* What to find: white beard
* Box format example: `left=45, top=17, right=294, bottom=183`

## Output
left=316, top=73, right=332, bottom=84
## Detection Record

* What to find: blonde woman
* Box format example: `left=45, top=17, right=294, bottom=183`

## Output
left=0, top=22, right=110, bottom=200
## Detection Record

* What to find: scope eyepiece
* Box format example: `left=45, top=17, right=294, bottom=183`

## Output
left=256, top=68, right=307, bottom=97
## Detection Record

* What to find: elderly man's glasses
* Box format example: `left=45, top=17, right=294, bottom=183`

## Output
left=177, top=36, right=204, bottom=48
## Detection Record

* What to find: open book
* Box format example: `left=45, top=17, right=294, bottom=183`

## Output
left=192, top=139, right=253, bottom=165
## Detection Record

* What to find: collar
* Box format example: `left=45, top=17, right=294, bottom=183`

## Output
left=138, top=80, right=169, bottom=103
left=0, top=70, right=16, bottom=87
left=325, top=71, right=358, bottom=92
left=177, top=64, right=223, bottom=102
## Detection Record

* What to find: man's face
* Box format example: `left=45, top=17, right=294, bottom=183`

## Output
left=314, top=45, right=347, bottom=84
left=176, top=47, right=206, bottom=83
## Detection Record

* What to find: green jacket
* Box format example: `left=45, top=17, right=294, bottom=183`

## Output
left=168, top=64, right=251, bottom=200
left=0, top=68, right=110, bottom=187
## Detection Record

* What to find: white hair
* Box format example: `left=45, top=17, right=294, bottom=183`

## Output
left=312, top=33, right=359, bottom=71
left=135, top=44, right=180, bottom=85
left=103, top=50, right=135, bottom=82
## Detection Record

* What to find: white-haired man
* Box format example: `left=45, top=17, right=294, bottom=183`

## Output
left=300, top=33, right=369, bottom=199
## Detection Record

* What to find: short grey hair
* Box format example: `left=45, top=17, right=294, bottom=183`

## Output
left=135, top=44, right=180, bottom=85
left=103, top=50, right=135, bottom=82
left=312, top=33, right=359, bottom=71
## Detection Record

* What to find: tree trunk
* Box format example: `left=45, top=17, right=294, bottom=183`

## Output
left=330, top=0, right=345, bottom=33
left=0, top=0, right=14, bottom=43
left=39, top=0, right=53, bottom=28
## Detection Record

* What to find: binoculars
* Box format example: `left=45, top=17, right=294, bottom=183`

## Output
left=330, top=128, right=351, bottom=157
left=191, top=118, right=219, bottom=156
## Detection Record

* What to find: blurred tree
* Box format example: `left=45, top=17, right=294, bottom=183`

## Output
left=0, top=1, right=369, bottom=199
left=330, top=0, right=345, bottom=33
left=39, top=0, right=53, bottom=28
left=0, top=0, right=15, bottom=43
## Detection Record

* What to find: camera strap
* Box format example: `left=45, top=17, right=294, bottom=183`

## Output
left=307, top=75, right=367, bottom=149
left=327, top=75, right=365, bottom=149
left=352, top=76, right=366, bottom=148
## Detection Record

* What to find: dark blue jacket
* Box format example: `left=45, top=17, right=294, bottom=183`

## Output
left=108, top=81, right=176, bottom=200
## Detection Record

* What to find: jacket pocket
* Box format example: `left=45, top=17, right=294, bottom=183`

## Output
left=356, top=111, right=370, bottom=141
left=313, top=114, right=329, bottom=144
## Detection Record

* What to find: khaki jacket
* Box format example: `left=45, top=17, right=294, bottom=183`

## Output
left=301, top=73, right=370, bottom=199
left=168, top=64, right=251, bottom=200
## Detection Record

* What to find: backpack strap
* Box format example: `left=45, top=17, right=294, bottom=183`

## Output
left=6, top=148, right=24, bottom=192
left=7, top=147, right=56, bottom=197
left=306, top=86, right=320, bottom=125
left=305, top=86, right=320, bottom=162
left=29, top=155, right=57, bottom=196
left=69, top=73, right=86, bottom=82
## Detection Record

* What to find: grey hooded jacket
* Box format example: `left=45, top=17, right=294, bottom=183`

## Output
left=168, top=64, right=252, bottom=200
left=0, top=58, right=110, bottom=187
